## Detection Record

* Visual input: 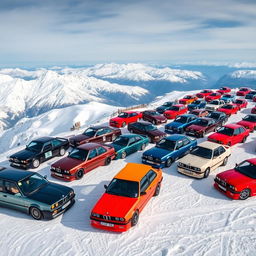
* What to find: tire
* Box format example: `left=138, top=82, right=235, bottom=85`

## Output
left=131, top=210, right=139, bottom=227
left=30, top=207, right=43, bottom=220
left=239, top=188, right=250, bottom=200
left=121, top=151, right=127, bottom=159
left=203, top=168, right=210, bottom=178
left=59, top=147, right=66, bottom=156
left=75, top=169, right=84, bottom=180
left=122, top=122, right=126, bottom=128
left=165, top=158, right=173, bottom=167
left=140, top=143, right=146, bottom=151
left=222, top=157, right=228, bottom=166
left=105, top=157, right=111, bottom=166
left=32, top=159, right=40, bottom=169
left=242, top=136, right=247, bottom=143
left=154, top=183, right=161, bottom=196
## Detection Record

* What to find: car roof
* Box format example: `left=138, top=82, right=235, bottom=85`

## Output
left=114, top=163, right=158, bottom=182
left=198, top=141, right=221, bottom=150
left=173, top=104, right=184, bottom=107
left=134, top=121, right=152, bottom=126
left=0, top=168, right=32, bottom=182
left=224, top=123, right=242, bottom=129
left=119, top=134, right=141, bottom=138
left=78, top=143, right=102, bottom=150
left=33, top=137, right=53, bottom=143
left=90, top=125, right=112, bottom=130
left=122, top=111, right=138, bottom=114
left=248, top=158, right=256, bottom=165
left=165, top=134, right=188, bottom=141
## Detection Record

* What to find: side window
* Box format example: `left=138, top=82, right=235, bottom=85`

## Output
left=96, top=129, right=105, bottom=136
left=52, top=139, right=62, bottom=148
left=4, top=181, right=20, bottom=195
left=182, top=138, right=190, bottom=146
left=129, top=137, right=137, bottom=145
left=104, top=128, right=112, bottom=134
left=140, top=176, right=149, bottom=193
left=147, top=170, right=157, bottom=183
left=213, top=148, right=220, bottom=157
left=239, top=127, right=245, bottom=133
left=135, top=136, right=142, bottom=142
left=234, top=128, right=240, bottom=135
left=218, top=146, right=225, bottom=155
left=176, top=140, right=183, bottom=149
left=43, top=142, right=52, bottom=152
left=88, top=149, right=97, bottom=160
left=97, top=147, right=107, bottom=155
left=0, top=180, right=4, bottom=192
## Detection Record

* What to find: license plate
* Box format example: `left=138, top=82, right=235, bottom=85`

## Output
left=218, top=184, right=226, bottom=191
left=100, top=222, right=114, bottom=227
left=54, top=172, right=63, bottom=177
left=62, top=200, right=71, bottom=209
left=12, top=163, right=20, bottom=166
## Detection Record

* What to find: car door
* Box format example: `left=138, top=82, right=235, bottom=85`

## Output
left=41, top=142, right=54, bottom=162
left=211, top=147, right=223, bottom=169
left=233, top=128, right=242, bottom=144
left=127, top=137, right=139, bottom=154
left=181, top=137, right=193, bottom=156
left=85, top=148, right=99, bottom=172
left=51, top=139, right=62, bottom=156
left=207, top=120, right=216, bottom=133
left=96, top=146, right=108, bottom=165
left=138, top=175, right=150, bottom=211
left=174, top=140, right=183, bottom=159
left=93, top=128, right=105, bottom=143
left=103, top=128, right=114, bottom=142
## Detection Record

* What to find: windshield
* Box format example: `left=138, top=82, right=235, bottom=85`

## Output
left=224, top=94, right=232, bottom=98
left=18, top=173, right=48, bottom=195
left=144, top=124, right=157, bottom=131
left=106, top=178, right=139, bottom=198
left=243, top=115, right=256, bottom=122
left=26, top=141, right=43, bottom=152
left=235, top=161, right=256, bottom=179
left=118, top=112, right=129, bottom=118
left=113, top=136, right=129, bottom=146
left=220, top=87, right=226, bottom=90
left=222, top=105, right=233, bottom=109
left=163, top=102, right=172, bottom=106
left=193, top=100, right=202, bottom=105
left=207, top=112, right=220, bottom=119
left=209, top=100, right=219, bottom=105
left=169, top=106, right=179, bottom=111
left=191, top=111, right=200, bottom=116
left=194, top=118, right=209, bottom=127
left=240, top=88, right=248, bottom=91
left=175, top=116, right=188, bottom=123
left=83, top=128, right=96, bottom=137
left=235, top=100, right=243, bottom=104
left=68, top=148, right=89, bottom=161
left=202, top=90, right=210, bottom=93
left=210, top=93, right=217, bottom=96
left=148, top=111, right=159, bottom=116
left=190, top=146, right=212, bottom=159
left=184, top=96, right=191, bottom=99
left=217, top=126, right=234, bottom=136
left=156, top=138, right=176, bottom=151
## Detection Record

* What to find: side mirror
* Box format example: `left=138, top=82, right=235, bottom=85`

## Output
left=140, top=191, right=147, bottom=196
left=104, top=185, right=108, bottom=190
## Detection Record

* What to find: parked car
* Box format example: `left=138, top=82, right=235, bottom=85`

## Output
left=205, top=100, right=226, bottom=112
left=233, top=98, right=248, bottom=110
left=109, top=111, right=142, bottom=128
left=127, top=121, right=166, bottom=143
left=185, top=117, right=220, bottom=138
left=217, top=86, right=231, bottom=95
left=251, top=106, right=256, bottom=114
left=188, top=99, right=206, bottom=110
left=142, top=110, right=167, bottom=125
left=253, top=95, right=256, bottom=102
left=0, top=168, right=75, bottom=219
left=220, top=93, right=235, bottom=103
left=179, top=95, right=198, bottom=105
left=51, top=143, right=115, bottom=181
left=205, top=92, right=222, bottom=102
left=196, top=89, right=213, bottom=98
left=110, top=134, right=149, bottom=159
left=142, top=135, right=197, bottom=168
left=163, top=104, right=188, bottom=119
left=236, top=87, right=251, bottom=96
left=9, top=137, right=69, bottom=169
left=177, top=141, right=231, bottom=178
left=165, top=114, right=198, bottom=134
left=245, top=90, right=256, bottom=100
left=156, top=102, right=175, bottom=114
left=90, top=163, right=163, bottom=232
left=208, top=124, right=250, bottom=146
left=237, top=114, right=256, bottom=132
left=217, top=103, right=239, bottom=117
left=214, top=158, right=256, bottom=200
left=190, top=109, right=209, bottom=117
left=69, top=126, right=121, bottom=147
left=206, top=111, right=228, bottom=126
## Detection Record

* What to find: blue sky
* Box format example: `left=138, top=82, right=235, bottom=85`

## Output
left=0, top=0, right=255, bottom=66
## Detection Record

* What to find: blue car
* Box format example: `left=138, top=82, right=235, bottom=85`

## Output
left=188, top=99, right=206, bottom=110
left=142, top=135, right=197, bottom=168
left=221, top=94, right=235, bottom=103
left=165, top=114, right=198, bottom=134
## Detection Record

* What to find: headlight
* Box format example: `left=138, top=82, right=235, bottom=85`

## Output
left=51, top=202, right=59, bottom=209
left=91, top=212, right=100, bottom=218
left=64, top=170, right=70, bottom=174
left=115, top=217, right=125, bottom=221
left=195, top=167, right=201, bottom=172
left=51, top=166, right=56, bottom=170
left=69, top=190, right=74, bottom=197
left=229, top=185, right=237, bottom=191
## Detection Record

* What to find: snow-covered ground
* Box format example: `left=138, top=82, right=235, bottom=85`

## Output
left=0, top=89, right=256, bottom=256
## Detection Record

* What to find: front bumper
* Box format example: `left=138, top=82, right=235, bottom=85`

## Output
left=10, top=161, right=31, bottom=169
left=177, top=167, right=204, bottom=178
left=214, top=183, right=240, bottom=199
left=109, top=122, right=122, bottom=128
left=51, top=171, right=76, bottom=182
left=142, top=159, right=163, bottom=168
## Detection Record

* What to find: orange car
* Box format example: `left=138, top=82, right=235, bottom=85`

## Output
left=179, top=95, right=198, bottom=105
left=90, top=163, right=163, bottom=232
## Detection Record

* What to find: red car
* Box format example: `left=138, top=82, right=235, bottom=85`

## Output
left=252, top=106, right=256, bottom=114
left=237, top=114, right=256, bottom=132
left=205, top=92, right=222, bottom=102
left=51, top=143, right=115, bottom=181
left=214, top=158, right=256, bottom=200
left=253, top=95, right=256, bottom=102
left=109, top=111, right=142, bottom=128
left=233, top=98, right=248, bottom=110
left=217, top=103, right=239, bottom=117
left=163, top=104, right=187, bottom=119
left=179, top=95, right=198, bottom=105
left=236, top=87, right=251, bottom=96
left=196, top=89, right=213, bottom=98
left=217, top=86, right=231, bottom=95
left=208, top=124, right=250, bottom=146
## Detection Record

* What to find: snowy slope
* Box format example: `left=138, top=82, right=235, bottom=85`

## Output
left=0, top=89, right=256, bottom=256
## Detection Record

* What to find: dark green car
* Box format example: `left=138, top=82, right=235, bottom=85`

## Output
left=0, top=167, right=75, bottom=220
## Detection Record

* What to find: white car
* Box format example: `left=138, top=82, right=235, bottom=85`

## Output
left=205, top=100, right=225, bottom=112
left=177, top=141, right=231, bottom=178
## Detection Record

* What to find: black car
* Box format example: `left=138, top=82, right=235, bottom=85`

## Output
left=245, top=91, right=256, bottom=99
left=206, top=111, right=228, bottom=126
left=9, top=137, right=70, bottom=169
left=127, top=121, right=166, bottom=143
left=0, top=167, right=75, bottom=220
left=156, top=102, right=175, bottom=114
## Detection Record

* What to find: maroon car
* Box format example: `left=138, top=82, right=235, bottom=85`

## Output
left=51, top=143, right=115, bottom=181
left=185, top=117, right=219, bottom=137
left=127, top=121, right=166, bottom=143
left=69, top=126, right=121, bottom=147
left=142, top=110, right=167, bottom=125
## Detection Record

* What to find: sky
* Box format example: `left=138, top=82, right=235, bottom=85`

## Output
left=0, top=0, right=255, bottom=66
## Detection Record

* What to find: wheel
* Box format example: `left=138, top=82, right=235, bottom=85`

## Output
left=59, top=147, right=66, bottom=156
left=203, top=168, right=210, bottom=178
left=140, top=143, right=146, bottom=151
left=122, top=122, right=126, bottom=128
left=239, top=189, right=250, bottom=200
left=121, top=151, right=127, bottom=159
left=131, top=210, right=139, bottom=227
left=165, top=158, right=173, bottom=167
left=75, top=169, right=84, bottom=180
left=242, top=136, right=247, bottom=143
left=154, top=183, right=161, bottom=196
left=32, top=159, right=40, bottom=168
left=105, top=157, right=111, bottom=166
left=112, top=134, right=117, bottom=141
left=30, top=207, right=43, bottom=220
left=222, top=157, right=228, bottom=166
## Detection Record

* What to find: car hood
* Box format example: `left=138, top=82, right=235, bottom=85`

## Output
left=143, top=147, right=172, bottom=159
left=111, top=117, right=124, bottom=122
left=52, top=156, right=83, bottom=171
left=179, top=154, right=209, bottom=168
left=237, top=120, right=254, bottom=127
left=110, top=143, right=125, bottom=153
left=218, top=108, right=231, bottom=113
left=147, top=129, right=166, bottom=136
left=27, top=182, right=72, bottom=205
left=187, top=124, right=205, bottom=131
left=10, top=149, right=37, bottom=160
left=167, top=121, right=184, bottom=128
left=71, top=134, right=91, bottom=142
left=92, top=193, right=138, bottom=218
left=208, top=132, right=230, bottom=141
left=154, top=115, right=166, bottom=121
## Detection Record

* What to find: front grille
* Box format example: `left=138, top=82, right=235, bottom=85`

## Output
left=142, top=155, right=161, bottom=163
left=178, top=163, right=200, bottom=172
